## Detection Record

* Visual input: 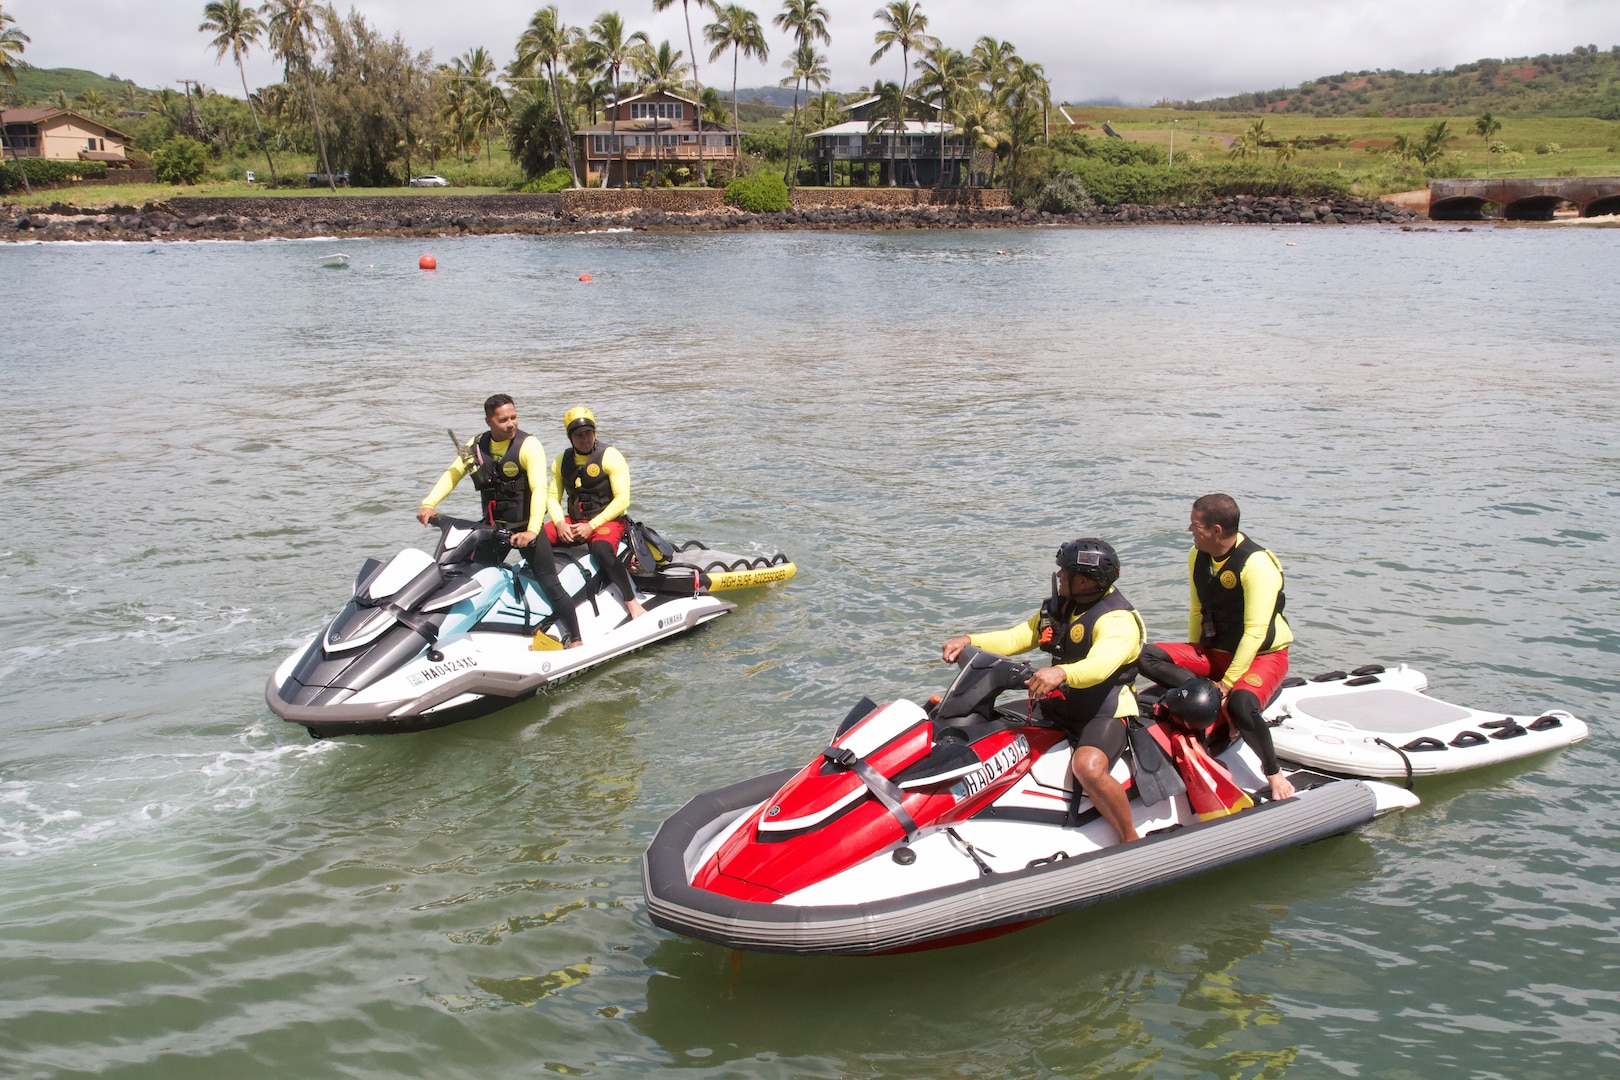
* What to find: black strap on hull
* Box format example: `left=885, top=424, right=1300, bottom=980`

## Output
left=823, top=746, right=920, bottom=840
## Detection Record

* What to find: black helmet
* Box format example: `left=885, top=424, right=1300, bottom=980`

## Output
left=1056, top=538, right=1120, bottom=588
left=1162, top=677, right=1223, bottom=731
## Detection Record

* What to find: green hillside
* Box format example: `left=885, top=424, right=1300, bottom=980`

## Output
left=2, top=67, right=149, bottom=107
left=1180, top=44, right=1620, bottom=120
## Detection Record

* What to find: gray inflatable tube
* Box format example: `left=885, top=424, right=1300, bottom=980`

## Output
left=642, top=770, right=1378, bottom=955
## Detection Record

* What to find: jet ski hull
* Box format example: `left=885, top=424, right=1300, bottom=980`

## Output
left=644, top=769, right=1390, bottom=956
left=268, top=595, right=733, bottom=737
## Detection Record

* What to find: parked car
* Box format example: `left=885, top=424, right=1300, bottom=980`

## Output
left=409, top=174, right=451, bottom=187
left=305, top=171, right=350, bottom=186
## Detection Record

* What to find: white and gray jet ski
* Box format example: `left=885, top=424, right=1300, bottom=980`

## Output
left=267, top=516, right=744, bottom=736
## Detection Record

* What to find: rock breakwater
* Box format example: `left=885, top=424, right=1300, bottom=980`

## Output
left=1, top=192, right=1418, bottom=241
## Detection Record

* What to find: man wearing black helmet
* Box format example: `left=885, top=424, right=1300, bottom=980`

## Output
left=1139, top=493, right=1295, bottom=801
left=416, top=394, right=582, bottom=646
left=942, top=538, right=1146, bottom=844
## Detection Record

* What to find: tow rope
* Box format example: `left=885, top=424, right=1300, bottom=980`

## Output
left=822, top=746, right=919, bottom=840
left=1374, top=737, right=1415, bottom=790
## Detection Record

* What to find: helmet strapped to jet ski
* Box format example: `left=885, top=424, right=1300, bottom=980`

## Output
left=564, top=406, right=596, bottom=435
left=1162, top=677, right=1224, bottom=732
left=1056, top=538, right=1120, bottom=588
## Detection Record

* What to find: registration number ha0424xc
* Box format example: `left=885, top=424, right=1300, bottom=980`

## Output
left=405, top=655, right=478, bottom=688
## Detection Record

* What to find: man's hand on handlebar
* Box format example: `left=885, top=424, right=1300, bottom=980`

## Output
left=510, top=530, right=536, bottom=549
left=1026, top=666, right=1067, bottom=698
left=416, top=506, right=436, bottom=526
left=941, top=636, right=972, bottom=663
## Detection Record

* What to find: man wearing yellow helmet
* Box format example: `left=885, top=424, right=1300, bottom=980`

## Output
left=417, top=394, right=583, bottom=645
left=544, top=407, right=647, bottom=622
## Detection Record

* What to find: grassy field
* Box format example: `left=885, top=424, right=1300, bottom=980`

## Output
left=1059, top=106, right=1620, bottom=190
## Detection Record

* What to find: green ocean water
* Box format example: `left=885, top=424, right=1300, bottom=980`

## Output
left=1, top=224, right=1616, bottom=1079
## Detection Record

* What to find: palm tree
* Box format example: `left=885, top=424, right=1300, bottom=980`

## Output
left=0, top=2, right=25, bottom=84
left=864, top=77, right=908, bottom=184
left=634, top=39, right=687, bottom=183
left=773, top=0, right=830, bottom=185
left=265, top=0, right=336, bottom=191
left=119, top=83, right=146, bottom=114
left=913, top=42, right=967, bottom=186
left=515, top=6, right=583, bottom=188
left=704, top=4, right=767, bottom=173
left=870, top=0, right=934, bottom=185
left=1475, top=111, right=1502, bottom=176
left=652, top=0, right=716, bottom=184
left=584, top=12, right=650, bottom=186
left=970, top=36, right=1015, bottom=107
left=470, top=81, right=508, bottom=165
left=1, top=4, right=33, bottom=194
left=438, top=73, right=472, bottom=158
left=199, top=0, right=277, bottom=186
left=76, top=88, right=112, bottom=119
left=1000, top=60, right=1046, bottom=197
left=778, top=42, right=827, bottom=185
left=1228, top=117, right=1267, bottom=160
left=949, top=87, right=996, bottom=188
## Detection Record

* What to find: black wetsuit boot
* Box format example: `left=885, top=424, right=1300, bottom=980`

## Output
left=524, top=534, right=582, bottom=643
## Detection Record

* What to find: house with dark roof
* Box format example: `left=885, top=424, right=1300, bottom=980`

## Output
left=0, top=108, right=134, bottom=164
left=803, top=94, right=969, bottom=187
left=572, top=90, right=739, bottom=188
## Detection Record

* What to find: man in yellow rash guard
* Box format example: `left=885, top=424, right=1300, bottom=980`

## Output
left=415, top=394, right=582, bottom=645
left=1138, top=493, right=1294, bottom=800
left=544, top=407, right=647, bottom=621
left=941, top=538, right=1146, bottom=845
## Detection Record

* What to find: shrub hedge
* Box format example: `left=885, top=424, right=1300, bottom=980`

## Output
left=518, top=166, right=575, bottom=193
left=723, top=171, right=789, bottom=212
left=153, top=137, right=208, bottom=184
left=0, top=158, right=111, bottom=193
left=1053, top=158, right=1354, bottom=206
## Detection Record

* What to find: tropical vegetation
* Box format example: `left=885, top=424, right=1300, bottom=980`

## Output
left=2, top=4, right=1616, bottom=206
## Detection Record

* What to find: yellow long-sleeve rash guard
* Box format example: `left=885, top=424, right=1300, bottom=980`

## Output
left=419, top=435, right=551, bottom=535
left=1185, top=535, right=1293, bottom=689
left=968, top=600, right=1144, bottom=718
left=548, top=445, right=631, bottom=531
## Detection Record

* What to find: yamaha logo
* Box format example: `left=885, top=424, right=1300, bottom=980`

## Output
left=1220, top=570, right=1238, bottom=589
left=501, top=461, right=520, bottom=477
left=767, top=805, right=780, bottom=817
left=586, top=463, right=602, bottom=477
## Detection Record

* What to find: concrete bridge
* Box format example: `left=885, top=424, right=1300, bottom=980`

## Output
left=1429, top=177, right=1620, bottom=220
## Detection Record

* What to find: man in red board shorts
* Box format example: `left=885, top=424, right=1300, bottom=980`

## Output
left=545, top=407, right=648, bottom=623
left=1138, top=493, right=1296, bottom=801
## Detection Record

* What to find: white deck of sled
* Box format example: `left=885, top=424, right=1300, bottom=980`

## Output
left=1266, top=664, right=1587, bottom=778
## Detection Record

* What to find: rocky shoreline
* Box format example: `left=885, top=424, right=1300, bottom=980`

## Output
left=1, top=193, right=1420, bottom=240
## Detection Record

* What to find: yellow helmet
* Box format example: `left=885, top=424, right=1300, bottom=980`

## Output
left=563, top=406, right=596, bottom=435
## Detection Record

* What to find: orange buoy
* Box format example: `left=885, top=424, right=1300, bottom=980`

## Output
left=419, top=254, right=437, bottom=270
left=578, top=273, right=593, bottom=282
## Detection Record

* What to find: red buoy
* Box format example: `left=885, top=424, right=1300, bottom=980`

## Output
left=419, top=254, right=437, bottom=270
left=579, top=273, right=593, bottom=282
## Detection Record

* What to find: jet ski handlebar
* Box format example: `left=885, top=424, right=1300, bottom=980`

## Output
left=426, top=515, right=512, bottom=564
left=931, top=646, right=1037, bottom=725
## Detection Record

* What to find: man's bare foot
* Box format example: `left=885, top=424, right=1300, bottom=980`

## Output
left=626, top=599, right=648, bottom=620
left=566, top=639, right=584, bottom=649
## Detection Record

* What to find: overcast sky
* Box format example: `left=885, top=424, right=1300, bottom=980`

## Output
left=10, top=0, right=1620, bottom=106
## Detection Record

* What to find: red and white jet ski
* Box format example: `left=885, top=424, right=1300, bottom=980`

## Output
left=644, top=647, right=1418, bottom=955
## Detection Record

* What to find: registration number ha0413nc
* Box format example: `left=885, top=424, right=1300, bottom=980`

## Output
left=949, top=735, right=1029, bottom=800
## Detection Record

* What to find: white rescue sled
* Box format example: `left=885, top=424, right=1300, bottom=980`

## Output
left=1265, top=664, right=1588, bottom=780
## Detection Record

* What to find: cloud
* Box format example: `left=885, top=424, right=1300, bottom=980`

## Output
left=9, top=0, right=1619, bottom=105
